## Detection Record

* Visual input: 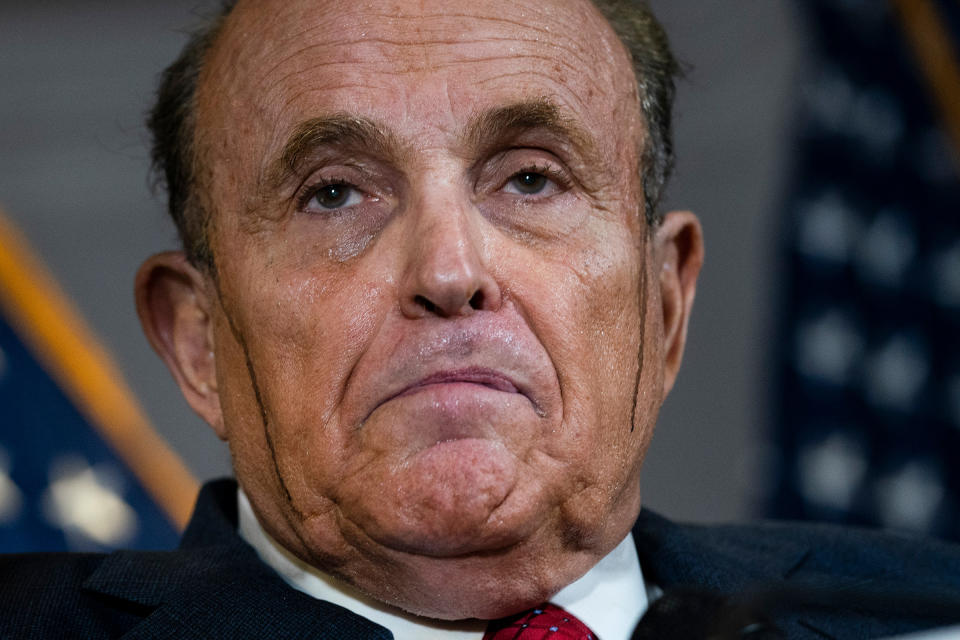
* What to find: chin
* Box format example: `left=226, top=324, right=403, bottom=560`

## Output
left=381, top=556, right=571, bottom=621
left=339, top=522, right=604, bottom=621
left=334, top=437, right=555, bottom=556
left=351, top=497, right=541, bottom=559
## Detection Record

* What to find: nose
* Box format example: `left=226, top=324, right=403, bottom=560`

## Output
left=399, top=200, right=501, bottom=319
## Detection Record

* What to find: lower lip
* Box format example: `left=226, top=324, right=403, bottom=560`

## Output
left=367, top=382, right=530, bottom=436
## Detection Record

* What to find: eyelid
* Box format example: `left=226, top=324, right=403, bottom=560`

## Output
left=491, top=144, right=569, bottom=174
left=293, top=161, right=391, bottom=212
left=518, top=163, right=569, bottom=186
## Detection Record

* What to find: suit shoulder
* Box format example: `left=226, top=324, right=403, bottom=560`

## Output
left=0, top=552, right=133, bottom=640
left=718, top=519, right=960, bottom=581
left=643, top=510, right=960, bottom=586
left=0, top=551, right=108, bottom=590
left=635, top=511, right=960, bottom=635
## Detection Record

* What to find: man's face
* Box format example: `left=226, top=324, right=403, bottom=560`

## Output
left=187, top=0, right=669, bottom=619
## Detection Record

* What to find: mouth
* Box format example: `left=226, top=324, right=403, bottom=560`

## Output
left=391, top=367, right=521, bottom=400
left=367, top=367, right=543, bottom=422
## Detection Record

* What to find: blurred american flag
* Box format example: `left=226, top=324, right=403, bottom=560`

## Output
left=0, top=210, right=196, bottom=552
left=767, top=0, right=960, bottom=540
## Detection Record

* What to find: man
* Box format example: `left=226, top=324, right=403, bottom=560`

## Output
left=2, top=1, right=959, bottom=638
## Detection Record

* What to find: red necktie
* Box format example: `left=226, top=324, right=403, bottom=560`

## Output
left=483, top=603, right=598, bottom=640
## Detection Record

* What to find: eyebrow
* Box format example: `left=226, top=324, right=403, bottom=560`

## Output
left=464, top=97, right=600, bottom=167
left=264, top=114, right=399, bottom=193
left=263, top=98, right=600, bottom=194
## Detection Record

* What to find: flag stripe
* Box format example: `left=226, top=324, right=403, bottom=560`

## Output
left=0, top=208, right=198, bottom=530
left=892, top=0, right=960, bottom=176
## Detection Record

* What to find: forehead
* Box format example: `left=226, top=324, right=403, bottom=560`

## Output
left=197, top=0, right=640, bottom=157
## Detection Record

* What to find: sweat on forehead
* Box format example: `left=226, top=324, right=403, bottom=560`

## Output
left=212, top=0, right=631, bottom=79
left=194, top=0, right=640, bottom=144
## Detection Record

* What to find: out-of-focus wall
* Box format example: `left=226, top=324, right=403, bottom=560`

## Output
left=0, top=1, right=235, bottom=482
left=0, top=1, right=807, bottom=523
left=641, top=1, right=805, bottom=521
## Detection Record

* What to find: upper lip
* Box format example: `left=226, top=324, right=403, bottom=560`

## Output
left=364, top=365, right=543, bottom=423
left=354, top=319, right=552, bottom=424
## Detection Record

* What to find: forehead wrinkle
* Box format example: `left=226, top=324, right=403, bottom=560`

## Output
left=252, top=22, right=541, bottom=86
left=426, top=51, right=595, bottom=80
left=274, top=82, right=392, bottom=120
left=260, top=50, right=604, bottom=123
left=354, top=7, right=601, bottom=59
left=259, top=44, right=606, bottom=129
left=221, top=0, right=617, bottom=86
left=261, top=35, right=594, bottom=84
left=242, top=6, right=600, bottom=93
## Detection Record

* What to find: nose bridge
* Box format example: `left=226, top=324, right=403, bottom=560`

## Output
left=419, top=194, right=479, bottom=280
left=400, top=186, right=500, bottom=318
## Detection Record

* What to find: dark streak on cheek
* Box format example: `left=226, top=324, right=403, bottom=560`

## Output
left=210, top=262, right=305, bottom=520
left=629, top=257, right=648, bottom=433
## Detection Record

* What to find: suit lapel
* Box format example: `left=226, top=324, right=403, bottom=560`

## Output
left=632, top=508, right=810, bottom=596
left=78, top=485, right=960, bottom=639
left=81, top=479, right=392, bottom=639
left=633, top=509, right=842, bottom=638
left=633, top=509, right=960, bottom=639
left=84, top=550, right=390, bottom=639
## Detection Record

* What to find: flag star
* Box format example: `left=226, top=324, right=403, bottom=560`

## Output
left=831, top=0, right=889, bottom=31
left=797, top=433, right=868, bottom=511
left=803, top=67, right=855, bottom=132
left=948, top=376, right=960, bottom=431
left=795, top=310, right=864, bottom=385
left=796, top=192, right=859, bottom=264
left=915, top=127, right=956, bottom=184
left=854, top=210, right=914, bottom=287
left=862, top=334, right=929, bottom=412
left=931, top=242, right=960, bottom=309
left=42, top=457, right=137, bottom=547
left=849, top=88, right=903, bottom=156
left=0, top=446, right=23, bottom=525
left=875, top=462, right=944, bottom=532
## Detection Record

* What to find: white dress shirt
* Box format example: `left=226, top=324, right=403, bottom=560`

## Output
left=238, top=489, right=650, bottom=640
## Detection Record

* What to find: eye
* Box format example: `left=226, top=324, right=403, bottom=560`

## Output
left=305, top=182, right=364, bottom=210
left=509, top=171, right=549, bottom=194
left=500, top=166, right=567, bottom=197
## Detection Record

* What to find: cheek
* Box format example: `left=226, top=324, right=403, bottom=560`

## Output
left=216, top=259, right=392, bottom=502
left=508, top=228, right=646, bottom=460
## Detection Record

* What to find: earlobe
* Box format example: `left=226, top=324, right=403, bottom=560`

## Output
left=654, top=210, right=704, bottom=400
left=135, top=251, right=226, bottom=439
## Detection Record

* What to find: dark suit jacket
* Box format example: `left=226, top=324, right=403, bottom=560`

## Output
left=2, top=479, right=959, bottom=639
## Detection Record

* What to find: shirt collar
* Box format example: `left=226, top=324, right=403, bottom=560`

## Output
left=238, top=488, right=648, bottom=640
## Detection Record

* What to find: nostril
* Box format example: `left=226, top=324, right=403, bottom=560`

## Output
left=414, top=295, right=438, bottom=314
left=469, top=290, right=484, bottom=310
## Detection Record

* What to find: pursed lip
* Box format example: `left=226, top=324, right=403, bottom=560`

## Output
left=367, top=366, right=543, bottom=421
left=393, top=367, right=520, bottom=399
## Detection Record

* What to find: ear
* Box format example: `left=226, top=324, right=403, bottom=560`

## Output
left=135, top=251, right=226, bottom=439
left=654, top=210, right=704, bottom=400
